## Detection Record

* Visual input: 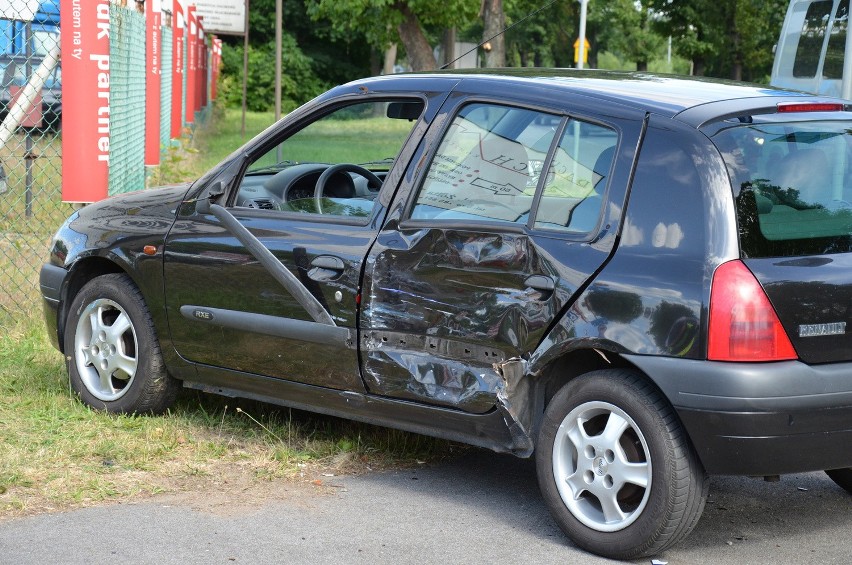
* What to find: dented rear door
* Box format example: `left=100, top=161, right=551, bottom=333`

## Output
left=359, top=90, right=645, bottom=412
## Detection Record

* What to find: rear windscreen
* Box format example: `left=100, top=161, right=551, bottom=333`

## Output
left=716, top=120, right=852, bottom=258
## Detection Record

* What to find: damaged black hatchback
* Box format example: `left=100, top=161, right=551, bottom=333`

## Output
left=41, top=70, right=852, bottom=559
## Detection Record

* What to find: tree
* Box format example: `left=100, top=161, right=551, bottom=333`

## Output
left=731, top=0, right=788, bottom=81
left=306, top=0, right=478, bottom=71
left=503, top=0, right=662, bottom=71
left=219, top=36, right=326, bottom=112
left=396, top=2, right=437, bottom=70
left=593, top=0, right=663, bottom=71
left=647, top=0, right=719, bottom=75
left=650, top=0, right=787, bottom=80
left=216, top=0, right=372, bottom=110
left=482, top=0, right=506, bottom=67
left=503, top=0, right=573, bottom=68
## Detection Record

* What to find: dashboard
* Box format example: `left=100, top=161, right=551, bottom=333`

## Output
left=236, top=163, right=384, bottom=213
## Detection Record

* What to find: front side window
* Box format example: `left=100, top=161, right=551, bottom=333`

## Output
left=718, top=120, right=852, bottom=257
left=410, top=102, right=616, bottom=233
left=235, top=99, right=423, bottom=219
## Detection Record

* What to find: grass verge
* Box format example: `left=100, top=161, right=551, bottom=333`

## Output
left=0, top=317, right=458, bottom=518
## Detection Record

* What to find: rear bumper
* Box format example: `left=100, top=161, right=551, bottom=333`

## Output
left=40, top=262, right=66, bottom=351
left=625, top=355, right=852, bottom=475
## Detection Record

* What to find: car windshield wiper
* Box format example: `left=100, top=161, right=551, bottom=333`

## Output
left=245, top=160, right=299, bottom=175
left=357, top=157, right=395, bottom=167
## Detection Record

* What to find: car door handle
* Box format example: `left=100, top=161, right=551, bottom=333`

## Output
left=310, top=256, right=345, bottom=271
left=308, top=255, right=346, bottom=282
left=525, top=274, right=555, bottom=293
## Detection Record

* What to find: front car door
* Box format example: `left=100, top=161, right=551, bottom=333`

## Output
left=163, top=80, right=455, bottom=389
left=360, top=82, right=645, bottom=415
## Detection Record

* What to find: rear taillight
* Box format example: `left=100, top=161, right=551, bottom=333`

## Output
left=708, top=260, right=797, bottom=362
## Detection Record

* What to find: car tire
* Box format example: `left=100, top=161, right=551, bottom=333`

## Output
left=64, top=273, right=179, bottom=414
left=825, top=468, right=852, bottom=494
left=535, top=368, right=708, bottom=560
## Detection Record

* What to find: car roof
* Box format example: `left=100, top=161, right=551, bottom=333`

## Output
left=350, top=69, right=845, bottom=128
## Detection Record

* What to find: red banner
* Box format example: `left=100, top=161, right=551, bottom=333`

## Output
left=211, top=38, right=221, bottom=101
left=185, top=5, right=197, bottom=124
left=199, top=32, right=207, bottom=110
left=145, top=0, right=162, bottom=166
left=61, top=0, right=111, bottom=203
left=170, top=3, right=184, bottom=138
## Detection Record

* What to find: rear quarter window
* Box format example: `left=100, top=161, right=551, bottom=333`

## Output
left=716, top=120, right=852, bottom=257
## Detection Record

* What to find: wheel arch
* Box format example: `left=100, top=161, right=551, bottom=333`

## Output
left=524, top=347, right=677, bottom=454
left=57, top=256, right=130, bottom=354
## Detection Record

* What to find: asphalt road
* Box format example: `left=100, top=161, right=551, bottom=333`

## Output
left=0, top=449, right=849, bottom=564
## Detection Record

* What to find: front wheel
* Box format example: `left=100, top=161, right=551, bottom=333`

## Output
left=65, top=273, right=179, bottom=414
left=536, top=369, right=708, bottom=559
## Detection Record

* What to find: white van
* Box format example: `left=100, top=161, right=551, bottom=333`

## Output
left=771, top=0, right=852, bottom=98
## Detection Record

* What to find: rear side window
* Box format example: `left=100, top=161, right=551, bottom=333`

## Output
left=410, top=102, right=616, bottom=232
left=410, top=103, right=554, bottom=224
left=793, top=0, right=833, bottom=78
left=717, top=120, right=852, bottom=257
left=825, top=0, right=850, bottom=79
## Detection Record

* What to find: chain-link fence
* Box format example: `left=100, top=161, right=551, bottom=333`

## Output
left=0, top=7, right=65, bottom=325
left=108, top=3, right=146, bottom=196
left=1, top=3, right=216, bottom=327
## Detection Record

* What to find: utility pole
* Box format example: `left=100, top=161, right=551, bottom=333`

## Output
left=275, top=0, right=282, bottom=122
left=241, top=0, right=250, bottom=137
left=577, top=0, right=589, bottom=70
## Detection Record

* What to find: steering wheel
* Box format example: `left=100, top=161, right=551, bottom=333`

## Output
left=315, top=164, right=382, bottom=214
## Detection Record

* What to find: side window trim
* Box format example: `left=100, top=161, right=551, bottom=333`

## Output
left=526, top=116, right=570, bottom=229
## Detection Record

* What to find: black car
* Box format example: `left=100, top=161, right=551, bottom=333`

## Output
left=40, top=70, right=852, bottom=559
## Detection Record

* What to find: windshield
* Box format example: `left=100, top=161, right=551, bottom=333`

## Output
left=716, top=120, right=852, bottom=258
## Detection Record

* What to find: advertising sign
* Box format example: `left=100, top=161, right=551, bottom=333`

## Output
left=145, top=0, right=162, bottom=165
left=185, top=5, right=196, bottom=124
left=193, top=0, right=246, bottom=35
left=61, top=0, right=111, bottom=203
left=170, top=3, right=184, bottom=138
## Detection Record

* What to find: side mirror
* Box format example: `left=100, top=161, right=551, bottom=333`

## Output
left=196, top=180, right=227, bottom=214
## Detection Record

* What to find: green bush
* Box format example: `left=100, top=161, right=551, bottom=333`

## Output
left=219, top=34, right=328, bottom=113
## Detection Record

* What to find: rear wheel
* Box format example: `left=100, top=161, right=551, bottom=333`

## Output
left=825, top=468, right=852, bottom=494
left=536, top=369, right=708, bottom=559
left=65, top=273, right=179, bottom=414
